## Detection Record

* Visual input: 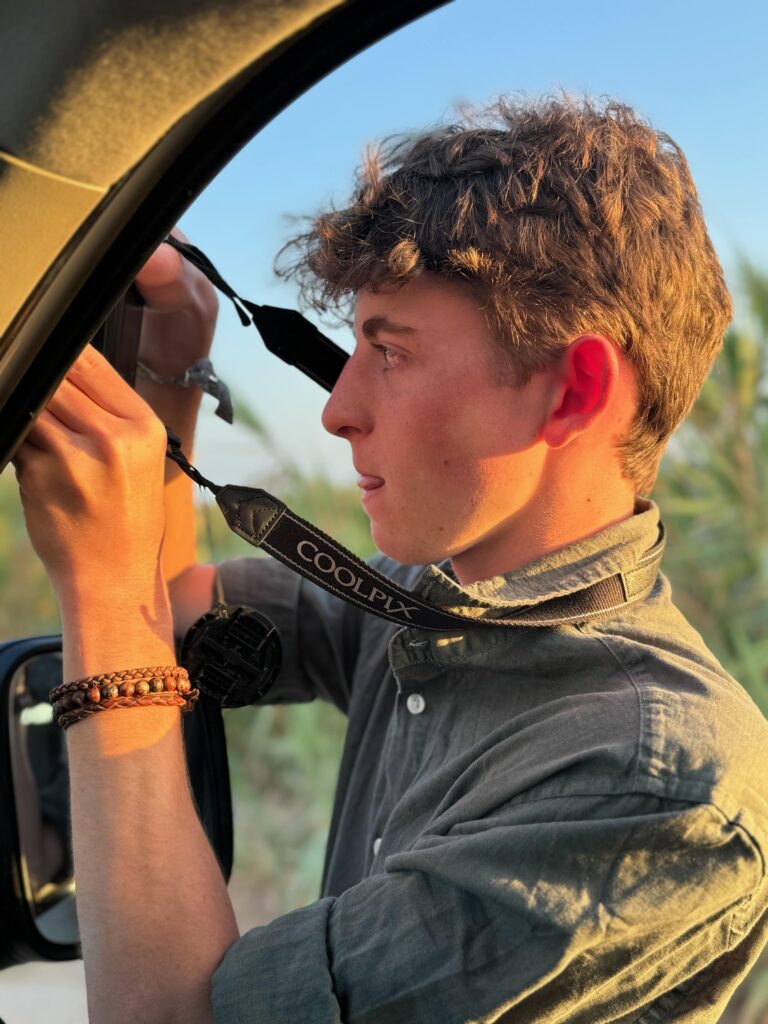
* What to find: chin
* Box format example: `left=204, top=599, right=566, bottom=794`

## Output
left=370, top=521, right=450, bottom=568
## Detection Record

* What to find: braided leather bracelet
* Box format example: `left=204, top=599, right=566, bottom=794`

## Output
left=50, top=666, right=198, bottom=730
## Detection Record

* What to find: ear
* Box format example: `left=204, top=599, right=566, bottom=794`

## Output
left=541, top=335, right=618, bottom=449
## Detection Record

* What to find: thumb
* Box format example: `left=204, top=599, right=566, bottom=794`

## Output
left=134, top=227, right=190, bottom=309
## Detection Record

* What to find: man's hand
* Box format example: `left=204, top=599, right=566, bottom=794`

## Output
left=12, top=344, right=168, bottom=613
left=11, top=226, right=222, bottom=664
left=135, top=227, right=218, bottom=378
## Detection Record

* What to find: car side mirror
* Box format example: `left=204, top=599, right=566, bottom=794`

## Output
left=0, top=636, right=232, bottom=969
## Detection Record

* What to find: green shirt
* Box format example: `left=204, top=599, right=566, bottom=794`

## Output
left=212, top=500, right=768, bottom=1022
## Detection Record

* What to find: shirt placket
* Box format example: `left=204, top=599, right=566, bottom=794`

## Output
left=366, top=632, right=441, bottom=869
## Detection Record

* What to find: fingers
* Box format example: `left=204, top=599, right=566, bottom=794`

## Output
left=13, top=411, right=78, bottom=478
left=62, top=344, right=155, bottom=421
left=45, top=377, right=122, bottom=437
left=13, top=425, right=50, bottom=465
left=14, top=389, right=167, bottom=497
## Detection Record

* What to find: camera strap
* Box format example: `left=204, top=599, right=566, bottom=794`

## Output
left=166, top=430, right=665, bottom=632
left=164, top=235, right=348, bottom=392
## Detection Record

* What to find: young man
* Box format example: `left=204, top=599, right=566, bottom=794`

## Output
left=13, top=97, right=768, bottom=1022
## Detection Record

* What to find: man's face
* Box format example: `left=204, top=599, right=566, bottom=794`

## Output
left=322, top=273, right=554, bottom=568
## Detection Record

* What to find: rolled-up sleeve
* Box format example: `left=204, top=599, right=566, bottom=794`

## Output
left=211, top=796, right=765, bottom=1023
left=212, top=899, right=341, bottom=1024
left=218, top=555, right=362, bottom=712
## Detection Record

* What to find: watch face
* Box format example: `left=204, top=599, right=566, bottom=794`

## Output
left=180, top=603, right=281, bottom=707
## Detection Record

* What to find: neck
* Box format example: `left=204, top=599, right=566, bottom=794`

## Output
left=450, top=481, right=637, bottom=586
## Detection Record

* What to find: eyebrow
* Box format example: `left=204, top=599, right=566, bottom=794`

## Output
left=361, top=315, right=418, bottom=340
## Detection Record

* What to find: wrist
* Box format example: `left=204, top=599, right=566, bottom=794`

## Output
left=137, top=303, right=215, bottom=380
left=137, top=354, right=232, bottom=426
left=135, top=366, right=204, bottom=404
left=58, top=587, right=176, bottom=682
left=136, top=358, right=205, bottom=386
left=134, top=374, right=203, bottom=442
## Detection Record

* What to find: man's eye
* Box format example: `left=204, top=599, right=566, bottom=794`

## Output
left=375, top=345, right=401, bottom=369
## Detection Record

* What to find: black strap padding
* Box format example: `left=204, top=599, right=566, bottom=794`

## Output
left=240, top=300, right=348, bottom=393
left=215, top=483, right=470, bottom=630
left=164, top=235, right=347, bottom=392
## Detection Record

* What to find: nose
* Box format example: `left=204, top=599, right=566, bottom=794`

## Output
left=321, top=349, right=373, bottom=440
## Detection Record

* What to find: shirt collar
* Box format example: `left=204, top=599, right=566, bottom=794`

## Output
left=411, top=498, right=663, bottom=619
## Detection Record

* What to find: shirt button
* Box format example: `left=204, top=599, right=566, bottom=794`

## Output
left=372, top=837, right=382, bottom=856
left=406, top=693, right=426, bottom=715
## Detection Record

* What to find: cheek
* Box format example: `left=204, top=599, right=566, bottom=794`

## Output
left=382, top=399, right=487, bottom=517
left=381, top=372, right=530, bottom=495
left=402, top=407, right=476, bottom=488
left=415, top=392, right=493, bottom=478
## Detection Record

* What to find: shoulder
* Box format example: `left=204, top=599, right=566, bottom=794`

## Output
left=569, top=574, right=768, bottom=850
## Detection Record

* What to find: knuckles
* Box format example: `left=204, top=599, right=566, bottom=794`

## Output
left=190, top=270, right=219, bottom=325
left=19, top=410, right=168, bottom=489
left=91, top=413, right=168, bottom=465
left=138, top=412, right=170, bottom=452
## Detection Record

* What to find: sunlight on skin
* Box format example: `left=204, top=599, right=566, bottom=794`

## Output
left=58, top=574, right=180, bottom=759
left=66, top=706, right=180, bottom=758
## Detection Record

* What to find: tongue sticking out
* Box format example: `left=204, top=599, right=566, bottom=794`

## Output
left=357, top=476, right=384, bottom=490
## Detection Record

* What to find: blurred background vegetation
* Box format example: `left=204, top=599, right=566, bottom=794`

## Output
left=1, top=264, right=766, bottom=1019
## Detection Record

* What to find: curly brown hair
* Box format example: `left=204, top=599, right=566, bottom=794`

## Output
left=277, top=95, right=732, bottom=494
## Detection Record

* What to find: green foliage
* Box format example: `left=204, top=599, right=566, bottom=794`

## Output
left=0, top=469, right=59, bottom=640
left=655, top=265, right=768, bottom=715
left=223, top=698, right=347, bottom=914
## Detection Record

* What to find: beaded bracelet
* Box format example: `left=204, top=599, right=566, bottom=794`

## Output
left=49, top=666, right=198, bottom=730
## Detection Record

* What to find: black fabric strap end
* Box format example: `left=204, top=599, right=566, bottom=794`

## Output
left=215, top=485, right=287, bottom=547
left=165, top=428, right=221, bottom=495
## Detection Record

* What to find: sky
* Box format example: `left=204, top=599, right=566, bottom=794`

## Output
left=178, top=0, right=768, bottom=489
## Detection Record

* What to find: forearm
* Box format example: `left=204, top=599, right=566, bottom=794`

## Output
left=68, top=711, right=238, bottom=1024
left=62, top=602, right=239, bottom=1024
left=135, top=377, right=203, bottom=586
left=132, top=238, right=218, bottom=588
